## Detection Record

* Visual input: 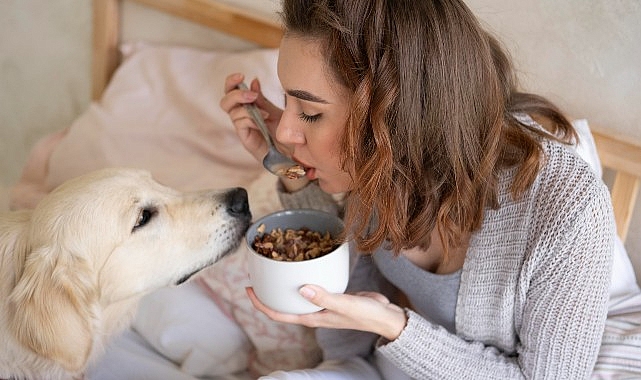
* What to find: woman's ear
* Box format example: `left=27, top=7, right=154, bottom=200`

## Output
left=8, top=243, right=97, bottom=372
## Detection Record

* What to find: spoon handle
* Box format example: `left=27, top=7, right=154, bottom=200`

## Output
left=237, top=83, right=274, bottom=147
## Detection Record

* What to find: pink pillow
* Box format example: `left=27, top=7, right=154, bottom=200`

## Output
left=46, top=43, right=283, bottom=192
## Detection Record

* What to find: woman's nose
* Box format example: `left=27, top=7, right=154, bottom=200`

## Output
left=275, top=117, right=306, bottom=145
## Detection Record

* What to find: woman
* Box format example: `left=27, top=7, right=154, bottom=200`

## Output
left=220, top=0, right=615, bottom=378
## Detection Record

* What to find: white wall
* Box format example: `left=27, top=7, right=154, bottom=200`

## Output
left=468, top=0, right=641, bottom=139
left=0, top=0, right=639, bottom=275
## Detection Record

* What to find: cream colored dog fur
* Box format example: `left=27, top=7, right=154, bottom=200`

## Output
left=0, top=168, right=251, bottom=379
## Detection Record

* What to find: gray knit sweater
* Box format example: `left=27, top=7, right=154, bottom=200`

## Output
left=277, top=137, right=615, bottom=379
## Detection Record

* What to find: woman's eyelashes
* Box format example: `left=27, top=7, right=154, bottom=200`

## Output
left=283, top=93, right=322, bottom=123
left=298, top=112, right=321, bottom=123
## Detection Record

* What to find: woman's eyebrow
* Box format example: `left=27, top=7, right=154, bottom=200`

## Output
left=286, top=89, right=330, bottom=104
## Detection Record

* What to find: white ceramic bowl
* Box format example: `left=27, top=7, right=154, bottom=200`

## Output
left=246, top=209, right=349, bottom=314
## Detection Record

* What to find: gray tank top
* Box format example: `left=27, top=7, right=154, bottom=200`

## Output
left=373, top=248, right=461, bottom=333
left=373, top=249, right=461, bottom=379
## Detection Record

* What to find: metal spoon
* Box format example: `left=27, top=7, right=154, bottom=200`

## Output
left=237, top=83, right=306, bottom=179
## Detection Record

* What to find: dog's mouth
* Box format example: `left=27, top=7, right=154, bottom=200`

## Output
left=176, top=216, right=251, bottom=285
left=176, top=258, right=216, bottom=285
left=176, top=269, right=200, bottom=285
left=174, top=238, right=245, bottom=285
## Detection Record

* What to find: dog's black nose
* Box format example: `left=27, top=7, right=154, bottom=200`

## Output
left=225, top=187, right=250, bottom=217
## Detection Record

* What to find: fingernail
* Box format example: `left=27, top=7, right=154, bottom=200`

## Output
left=299, top=286, right=316, bottom=299
left=243, top=91, right=257, bottom=101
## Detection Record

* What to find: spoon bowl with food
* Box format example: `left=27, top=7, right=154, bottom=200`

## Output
left=237, top=83, right=306, bottom=179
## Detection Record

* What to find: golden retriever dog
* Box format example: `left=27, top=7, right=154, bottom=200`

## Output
left=0, top=168, right=252, bottom=380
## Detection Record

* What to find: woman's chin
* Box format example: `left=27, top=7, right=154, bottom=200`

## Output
left=317, top=177, right=351, bottom=195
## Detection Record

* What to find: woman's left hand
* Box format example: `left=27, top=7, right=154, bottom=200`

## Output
left=246, top=285, right=407, bottom=341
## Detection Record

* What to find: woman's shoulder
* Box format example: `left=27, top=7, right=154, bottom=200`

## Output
left=517, top=137, right=614, bottom=247
left=512, top=113, right=607, bottom=201
left=489, top=127, right=612, bottom=242
left=538, top=136, right=606, bottom=198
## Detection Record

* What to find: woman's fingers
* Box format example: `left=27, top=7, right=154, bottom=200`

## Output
left=247, top=285, right=407, bottom=340
left=246, top=285, right=377, bottom=328
left=245, top=287, right=310, bottom=324
left=299, top=286, right=391, bottom=315
left=223, top=72, right=245, bottom=94
left=220, top=73, right=271, bottom=161
left=220, top=82, right=258, bottom=113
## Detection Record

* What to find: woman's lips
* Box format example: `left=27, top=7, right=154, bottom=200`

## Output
left=291, top=156, right=312, bottom=176
left=289, top=154, right=316, bottom=180
left=305, top=167, right=316, bottom=180
left=294, top=160, right=315, bottom=180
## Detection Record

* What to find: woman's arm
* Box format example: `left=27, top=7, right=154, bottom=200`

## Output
left=377, top=182, right=614, bottom=379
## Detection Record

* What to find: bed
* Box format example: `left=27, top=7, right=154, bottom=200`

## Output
left=6, top=0, right=641, bottom=378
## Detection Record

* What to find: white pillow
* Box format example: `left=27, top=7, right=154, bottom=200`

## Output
left=571, top=119, right=641, bottom=309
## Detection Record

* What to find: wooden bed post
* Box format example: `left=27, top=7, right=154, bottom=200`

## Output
left=592, top=130, right=641, bottom=241
left=610, top=173, right=640, bottom=242
left=92, top=0, right=121, bottom=101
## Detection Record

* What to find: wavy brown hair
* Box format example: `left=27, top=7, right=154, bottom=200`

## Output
left=281, top=0, right=576, bottom=257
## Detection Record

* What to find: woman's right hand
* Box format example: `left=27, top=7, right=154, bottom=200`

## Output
left=220, top=73, right=284, bottom=164
left=221, top=73, right=310, bottom=192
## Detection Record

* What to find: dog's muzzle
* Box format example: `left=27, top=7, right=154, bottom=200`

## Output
left=175, top=187, right=251, bottom=286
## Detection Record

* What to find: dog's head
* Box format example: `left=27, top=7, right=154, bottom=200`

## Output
left=7, top=168, right=251, bottom=372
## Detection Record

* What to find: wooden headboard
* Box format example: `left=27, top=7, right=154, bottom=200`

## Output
left=90, top=0, right=641, bottom=246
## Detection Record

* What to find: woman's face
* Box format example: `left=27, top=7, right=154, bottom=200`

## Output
left=276, top=36, right=353, bottom=194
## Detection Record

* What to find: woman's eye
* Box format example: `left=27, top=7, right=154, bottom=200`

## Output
left=298, top=112, right=321, bottom=123
left=133, top=208, right=156, bottom=230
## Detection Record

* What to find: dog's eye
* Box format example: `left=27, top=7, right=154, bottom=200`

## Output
left=133, top=208, right=156, bottom=231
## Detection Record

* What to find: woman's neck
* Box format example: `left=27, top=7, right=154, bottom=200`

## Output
left=402, top=230, right=469, bottom=274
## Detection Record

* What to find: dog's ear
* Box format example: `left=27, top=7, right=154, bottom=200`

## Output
left=8, top=243, right=97, bottom=372
left=2, top=210, right=32, bottom=285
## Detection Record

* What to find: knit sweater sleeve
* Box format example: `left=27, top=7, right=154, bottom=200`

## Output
left=276, top=180, right=341, bottom=217
left=377, top=168, right=615, bottom=379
